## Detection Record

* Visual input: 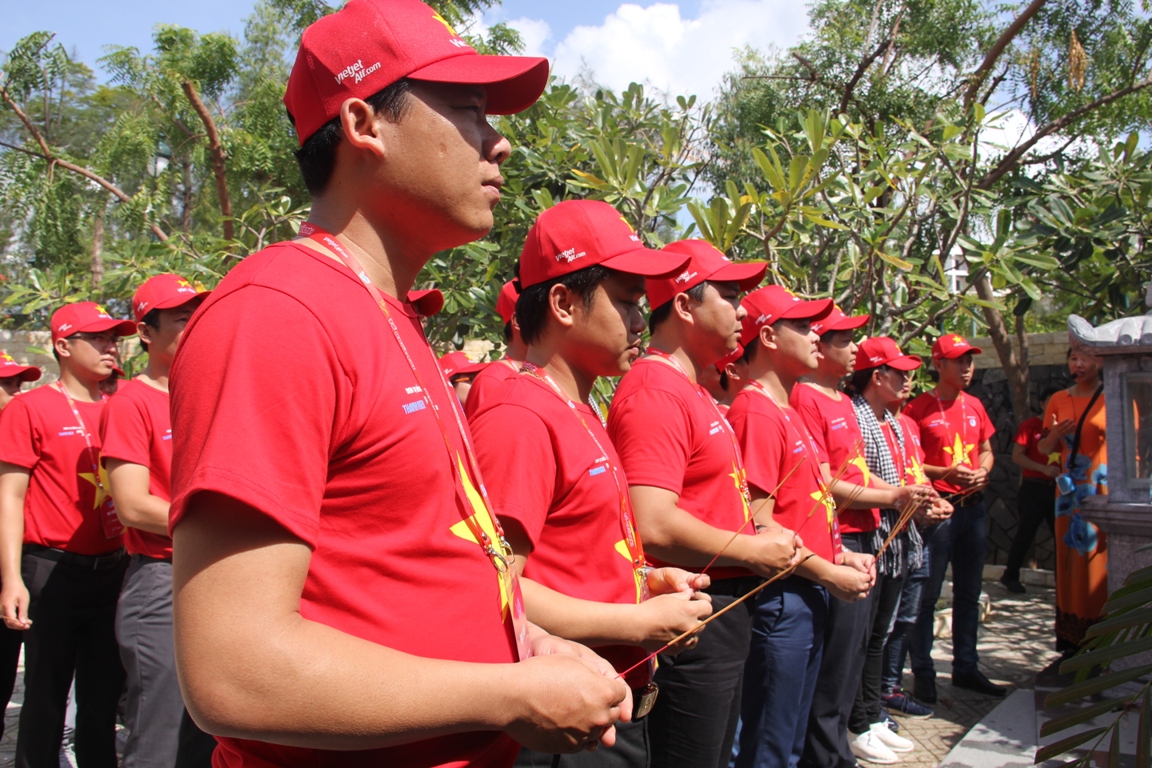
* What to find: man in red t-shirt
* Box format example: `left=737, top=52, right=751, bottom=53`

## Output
left=466, top=280, right=526, bottom=419
left=726, top=286, right=875, bottom=768
left=609, top=240, right=801, bottom=768
left=1001, top=386, right=1061, bottom=593
left=0, top=353, right=39, bottom=731
left=0, top=301, right=136, bottom=765
left=904, top=334, right=1001, bottom=702
left=439, top=351, right=488, bottom=407
left=167, top=3, right=630, bottom=766
left=100, top=274, right=216, bottom=768
left=472, top=200, right=713, bottom=767
left=791, top=311, right=926, bottom=768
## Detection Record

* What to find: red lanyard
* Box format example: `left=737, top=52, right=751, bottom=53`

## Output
left=297, top=224, right=531, bottom=658
left=933, top=389, right=971, bottom=468
left=56, top=383, right=122, bottom=540
left=643, top=349, right=753, bottom=520
left=520, top=363, right=646, bottom=577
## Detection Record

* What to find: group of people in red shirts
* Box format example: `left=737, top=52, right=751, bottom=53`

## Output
left=0, top=2, right=1018, bottom=767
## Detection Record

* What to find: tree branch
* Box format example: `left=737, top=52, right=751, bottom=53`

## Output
left=964, top=0, right=1049, bottom=110
left=977, top=76, right=1152, bottom=190
left=181, top=80, right=234, bottom=241
left=0, top=86, right=169, bottom=242
left=840, top=38, right=892, bottom=116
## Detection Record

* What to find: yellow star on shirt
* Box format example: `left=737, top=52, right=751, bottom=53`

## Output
left=811, top=482, right=835, bottom=527
left=849, top=455, right=871, bottom=486
left=615, top=540, right=645, bottom=603
left=78, top=463, right=111, bottom=510
left=942, top=433, right=975, bottom=468
left=730, top=462, right=751, bottom=521
left=1047, top=452, right=1062, bottom=465
left=449, top=454, right=513, bottom=619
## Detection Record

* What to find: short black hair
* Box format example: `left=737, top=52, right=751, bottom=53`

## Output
left=288, top=79, right=412, bottom=196
left=718, top=370, right=730, bottom=391
left=503, top=321, right=513, bottom=344
left=847, top=364, right=895, bottom=397
left=517, top=265, right=612, bottom=345
left=648, top=282, right=708, bottom=333
left=740, top=337, right=760, bottom=364
left=139, top=308, right=160, bottom=353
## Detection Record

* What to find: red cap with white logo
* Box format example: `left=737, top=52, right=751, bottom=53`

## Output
left=518, top=200, right=689, bottom=289
left=496, top=280, right=518, bottom=324
left=0, top=352, right=41, bottom=383
left=133, top=274, right=210, bottom=322
left=50, top=302, right=137, bottom=343
left=855, top=337, right=922, bottom=372
left=439, top=351, right=487, bottom=380
left=715, top=344, right=745, bottom=372
left=408, top=289, right=444, bottom=317
left=932, top=334, right=983, bottom=360
left=284, top=0, right=550, bottom=144
left=738, top=286, right=833, bottom=348
left=646, top=240, right=766, bottom=310
left=811, top=305, right=870, bottom=336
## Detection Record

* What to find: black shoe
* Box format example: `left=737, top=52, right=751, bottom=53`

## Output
left=999, top=575, right=1026, bottom=593
left=913, top=675, right=937, bottom=704
left=953, top=669, right=1007, bottom=697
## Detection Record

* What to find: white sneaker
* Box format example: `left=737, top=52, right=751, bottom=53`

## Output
left=870, top=721, right=915, bottom=753
left=849, top=730, right=899, bottom=764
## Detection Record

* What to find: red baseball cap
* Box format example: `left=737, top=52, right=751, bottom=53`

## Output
left=811, top=305, right=870, bottom=336
left=284, top=0, right=550, bottom=144
left=409, top=289, right=444, bottom=317
left=496, top=280, right=518, bottom=324
left=855, top=337, right=922, bottom=371
left=133, top=274, right=210, bottom=322
left=50, top=302, right=136, bottom=343
left=932, top=333, right=983, bottom=359
left=646, top=240, right=766, bottom=310
left=738, top=286, right=833, bottom=348
left=716, top=344, right=745, bottom=371
left=519, top=201, right=689, bottom=289
left=0, top=352, right=41, bottom=383
left=439, top=351, right=487, bottom=379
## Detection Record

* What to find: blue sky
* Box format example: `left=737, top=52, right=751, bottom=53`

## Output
left=2, top=0, right=807, bottom=100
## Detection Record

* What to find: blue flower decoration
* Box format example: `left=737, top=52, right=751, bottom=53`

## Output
left=1074, top=483, right=1097, bottom=509
left=1064, top=513, right=1098, bottom=557
left=1092, top=464, right=1108, bottom=488
left=1056, top=494, right=1075, bottom=517
left=1068, top=453, right=1092, bottom=482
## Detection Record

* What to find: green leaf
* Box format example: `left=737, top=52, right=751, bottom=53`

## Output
left=1034, top=727, right=1108, bottom=764
left=1105, top=587, right=1152, bottom=615
left=1044, top=665, right=1152, bottom=709
left=1085, top=606, right=1152, bottom=638
left=1139, top=687, right=1151, bottom=768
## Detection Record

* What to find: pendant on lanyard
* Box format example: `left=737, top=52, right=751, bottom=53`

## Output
left=520, top=363, right=650, bottom=603
left=56, top=383, right=122, bottom=540
left=747, top=380, right=843, bottom=563
left=642, top=349, right=754, bottom=523
left=297, top=223, right=532, bottom=661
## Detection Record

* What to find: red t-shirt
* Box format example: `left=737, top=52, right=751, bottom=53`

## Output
left=471, top=374, right=649, bottom=687
left=904, top=390, right=996, bottom=494
left=0, top=386, right=121, bottom=555
left=99, top=379, right=173, bottom=559
left=790, top=384, right=877, bottom=534
left=1013, top=416, right=1054, bottom=481
left=168, top=242, right=518, bottom=768
left=896, top=414, right=929, bottom=486
left=608, top=359, right=752, bottom=580
left=727, top=388, right=840, bottom=564
left=463, top=359, right=519, bottom=420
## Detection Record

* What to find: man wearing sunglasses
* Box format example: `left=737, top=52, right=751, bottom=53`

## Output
left=0, top=301, right=136, bottom=767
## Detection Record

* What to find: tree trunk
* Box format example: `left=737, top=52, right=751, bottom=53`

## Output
left=181, top=80, right=233, bottom=242
left=90, top=203, right=105, bottom=290
left=974, top=273, right=1031, bottom=427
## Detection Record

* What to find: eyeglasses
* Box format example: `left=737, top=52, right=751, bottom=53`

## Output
left=882, top=367, right=914, bottom=382
left=68, top=332, right=120, bottom=347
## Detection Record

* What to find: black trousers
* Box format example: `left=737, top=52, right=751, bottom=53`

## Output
left=16, top=549, right=128, bottom=768
left=647, top=576, right=758, bottom=768
left=1004, top=479, right=1056, bottom=580
left=800, top=534, right=875, bottom=768
left=0, top=623, right=22, bottom=732
left=515, top=716, right=649, bottom=768
left=848, top=571, right=904, bottom=735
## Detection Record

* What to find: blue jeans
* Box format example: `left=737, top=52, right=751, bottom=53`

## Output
left=908, top=502, right=987, bottom=679
left=734, top=578, right=827, bottom=768
left=880, top=548, right=929, bottom=694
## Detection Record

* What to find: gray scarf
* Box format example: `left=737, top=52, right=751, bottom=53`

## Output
left=851, top=395, right=923, bottom=578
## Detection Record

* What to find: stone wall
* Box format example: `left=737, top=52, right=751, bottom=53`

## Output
left=969, top=331, right=1069, bottom=369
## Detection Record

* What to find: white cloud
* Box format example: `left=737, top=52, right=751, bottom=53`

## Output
left=500, top=1, right=810, bottom=101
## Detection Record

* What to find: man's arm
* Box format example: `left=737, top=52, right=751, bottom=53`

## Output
left=628, top=485, right=798, bottom=578
left=173, top=492, right=629, bottom=752
left=106, top=460, right=170, bottom=536
left=822, top=463, right=929, bottom=511
left=1011, top=443, right=1059, bottom=478
left=0, top=464, right=30, bottom=629
left=970, top=439, right=994, bottom=488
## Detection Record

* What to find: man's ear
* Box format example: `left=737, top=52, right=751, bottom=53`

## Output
left=759, top=323, right=778, bottom=352
left=54, top=337, right=71, bottom=360
left=137, top=321, right=155, bottom=349
left=671, top=291, right=696, bottom=326
left=547, top=283, right=579, bottom=331
left=339, top=98, right=386, bottom=159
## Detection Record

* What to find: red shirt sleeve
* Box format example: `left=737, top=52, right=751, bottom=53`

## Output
left=0, top=397, right=39, bottom=470
left=731, top=406, right=788, bottom=498
left=471, top=404, right=556, bottom=549
left=170, top=287, right=342, bottom=546
left=609, top=389, right=693, bottom=495
left=99, top=394, right=151, bottom=468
